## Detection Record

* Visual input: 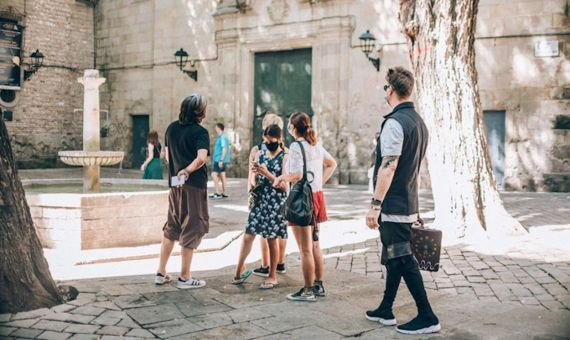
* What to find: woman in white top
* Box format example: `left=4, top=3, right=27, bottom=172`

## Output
left=274, top=111, right=337, bottom=302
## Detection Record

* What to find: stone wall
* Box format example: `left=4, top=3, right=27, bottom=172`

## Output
left=92, top=0, right=569, bottom=190
left=27, top=190, right=168, bottom=250
left=0, top=0, right=94, bottom=168
left=5, top=0, right=568, bottom=190
left=475, top=0, right=570, bottom=191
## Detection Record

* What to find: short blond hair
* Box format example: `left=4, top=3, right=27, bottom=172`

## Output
left=262, top=113, right=283, bottom=129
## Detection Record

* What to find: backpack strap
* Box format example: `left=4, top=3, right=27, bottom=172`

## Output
left=294, top=141, right=308, bottom=181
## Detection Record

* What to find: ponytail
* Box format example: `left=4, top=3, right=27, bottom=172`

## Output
left=305, top=127, right=317, bottom=146
left=289, top=111, right=318, bottom=146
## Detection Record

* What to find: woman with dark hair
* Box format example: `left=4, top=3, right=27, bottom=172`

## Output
left=154, top=94, right=210, bottom=289
left=141, top=130, right=164, bottom=179
left=249, top=113, right=288, bottom=278
left=274, top=112, right=337, bottom=302
left=232, top=124, right=289, bottom=289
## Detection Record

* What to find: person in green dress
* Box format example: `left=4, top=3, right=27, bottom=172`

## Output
left=141, top=130, right=164, bottom=179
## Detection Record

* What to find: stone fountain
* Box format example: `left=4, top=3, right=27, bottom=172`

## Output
left=23, top=69, right=168, bottom=259
left=58, top=69, right=124, bottom=192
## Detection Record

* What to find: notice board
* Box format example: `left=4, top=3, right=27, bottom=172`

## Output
left=0, top=20, right=22, bottom=90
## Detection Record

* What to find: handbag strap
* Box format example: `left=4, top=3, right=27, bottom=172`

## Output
left=294, top=141, right=308, bottom=181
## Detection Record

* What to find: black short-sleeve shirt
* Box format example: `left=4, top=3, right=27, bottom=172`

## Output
left=165, top=121, right=210, bottom=188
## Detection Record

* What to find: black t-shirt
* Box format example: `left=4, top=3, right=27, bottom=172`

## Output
left=165, top=121, right=210, bottom=188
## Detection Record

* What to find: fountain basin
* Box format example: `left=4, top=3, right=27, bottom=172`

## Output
left=58, top=151, right=124, bottom=166
left=24, top=178, right=169, bottom=251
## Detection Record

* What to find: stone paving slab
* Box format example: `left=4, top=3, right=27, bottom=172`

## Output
left=6, top=179, right=570, bottom=338
left=1, top=264, right=569, bottom=339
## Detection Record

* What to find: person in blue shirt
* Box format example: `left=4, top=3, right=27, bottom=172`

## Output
left=210, top=123, right=231, bottom=199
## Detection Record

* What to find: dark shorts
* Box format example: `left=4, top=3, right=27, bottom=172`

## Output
left=213, top=162, right=228, bottom=173
left=163, top=185, right=209, bottom=249
left=378, top=219, right=413, bottom=265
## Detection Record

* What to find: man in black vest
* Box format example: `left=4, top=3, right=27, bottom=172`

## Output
left=365, top=67, right=440, bottom=335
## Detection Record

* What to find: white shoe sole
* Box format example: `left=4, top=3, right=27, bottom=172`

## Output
left=252, top=272, right=269, bottom=278
left=365, top=314, right=397, bottom=326
left=396, top=323, right=441, bottom=334
left=177, top=282, right=206, bottom=289
left=154, top=276, right=170, bottom=285
left=286, top=295, right=317, bottom=302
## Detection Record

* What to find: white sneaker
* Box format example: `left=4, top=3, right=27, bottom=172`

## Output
left=177, top=278, right=206, bottom=289
left=154, top=273, right=171, bottom=285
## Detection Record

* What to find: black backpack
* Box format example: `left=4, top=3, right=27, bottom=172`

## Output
left=282, top=141, right=314, bottom=226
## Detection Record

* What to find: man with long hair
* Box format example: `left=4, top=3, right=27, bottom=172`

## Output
left=154, top=94, right=210, bottom=289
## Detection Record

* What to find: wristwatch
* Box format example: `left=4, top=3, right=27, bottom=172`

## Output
left=371, top=198, right=382, bottom=206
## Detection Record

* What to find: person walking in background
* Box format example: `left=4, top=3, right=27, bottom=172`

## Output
left=364, top=67, right=440, bottom=334
left=210, top=123, right=231, bottom=199
left=141, top=130, right=164, bottom=179
left=249, top=113, right=288, bottom=277
left=155, top=94, right=210, bottom=289
left=274, top=112, right=337, bottom=302
left=232, top=124, right=289, bottom=289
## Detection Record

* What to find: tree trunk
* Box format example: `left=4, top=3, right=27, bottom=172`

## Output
left=399, top=0, right=525, bottom=243
left=0, top=118, right=63, bottom=313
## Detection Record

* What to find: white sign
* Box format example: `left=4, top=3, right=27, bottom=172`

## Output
left=534, top=40, right=559, bottom=58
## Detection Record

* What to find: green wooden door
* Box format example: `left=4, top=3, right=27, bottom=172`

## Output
left=253, top=48, right=312, bottom=146
left=132, top=115, right=149, bottom=168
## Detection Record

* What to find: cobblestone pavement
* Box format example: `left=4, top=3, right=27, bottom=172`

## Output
left=323, top=240, right=570, bottom=311
left=6, top=172, right=569, bottom=338
left=1, top=263, right=568, bottom=340
left=322, top=189, right=570, bottom=313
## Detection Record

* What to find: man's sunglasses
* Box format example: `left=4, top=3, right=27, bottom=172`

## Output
left=383, top=85, right=390, bottom=92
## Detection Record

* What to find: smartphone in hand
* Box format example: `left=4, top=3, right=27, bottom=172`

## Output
left=171, top=175, right=185, bottom=187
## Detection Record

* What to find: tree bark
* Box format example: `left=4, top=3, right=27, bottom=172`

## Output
left=0, top=118, right=63, bottom=313
left=399, top=0, right=525, bottom=242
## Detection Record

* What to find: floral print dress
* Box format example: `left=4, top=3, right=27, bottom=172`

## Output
left=245, top=148, right=288, bottom=239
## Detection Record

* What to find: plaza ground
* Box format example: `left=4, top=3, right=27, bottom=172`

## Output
left=1, top=169, right=569, bottom=339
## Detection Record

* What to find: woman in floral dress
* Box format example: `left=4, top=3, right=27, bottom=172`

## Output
left=232, top=124, right=288, bottom=289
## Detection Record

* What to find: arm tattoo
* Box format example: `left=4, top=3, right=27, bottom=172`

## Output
left=381, top=156, right=399, bottom=169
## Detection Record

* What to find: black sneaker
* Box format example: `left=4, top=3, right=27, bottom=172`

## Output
left=365, top=308, right=397, bottom=326
left=252, top=266, right=269, bottom=277
left=313, top=281, right=326, bottom=297
left=396, top=315, right=441, bottom=334
left=287, top=287, right=316, bottom=302
left=221, top=193, right=229, bottom=198
left=209, top=193, right=222, bottom=200
left=276, top=263, right=286, bottom=274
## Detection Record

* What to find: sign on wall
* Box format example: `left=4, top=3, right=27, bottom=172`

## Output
left=534, top=40, right=560, bottom=58
left=0, top=20, right=22, bottom=90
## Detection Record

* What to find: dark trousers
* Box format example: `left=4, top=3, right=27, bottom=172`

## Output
left=378, top=220, right=436, bottom=319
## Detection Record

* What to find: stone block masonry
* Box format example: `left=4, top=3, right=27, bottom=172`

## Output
left=1, top=0, right=94, bottom=168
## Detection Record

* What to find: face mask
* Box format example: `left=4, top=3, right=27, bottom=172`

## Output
left=265, top=142, right=279, bottom=152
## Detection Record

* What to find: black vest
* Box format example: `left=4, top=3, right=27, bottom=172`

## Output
left=373, top=102, right=428, bottom=216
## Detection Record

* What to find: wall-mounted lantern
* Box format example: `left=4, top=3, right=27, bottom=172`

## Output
left=358, top=30, right=381, bottom=72
left=23, top=49, right=45, bottom=81
left=174, top=48, right=198, bottom=82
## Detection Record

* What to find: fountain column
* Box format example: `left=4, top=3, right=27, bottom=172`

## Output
left=78, top=70, right=106, bottom=192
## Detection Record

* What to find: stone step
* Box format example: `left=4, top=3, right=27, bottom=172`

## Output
left=45, top=230, right=244, bottom=266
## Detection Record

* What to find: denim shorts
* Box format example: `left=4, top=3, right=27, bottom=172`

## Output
left=213, top=162, right=228, bottom=173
